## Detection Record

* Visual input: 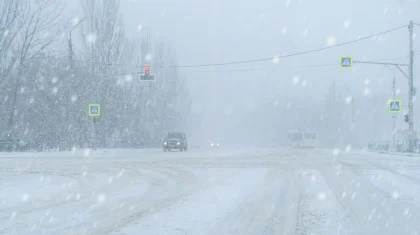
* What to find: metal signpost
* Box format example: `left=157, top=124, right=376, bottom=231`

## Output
left=88, top=104, right=100, bottom=148
left=389, top=100, right=402, bottom=148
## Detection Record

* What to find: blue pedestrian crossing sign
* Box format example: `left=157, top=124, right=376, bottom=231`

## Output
left=340, top=56, right=353, bottom=68
left=388, top=100, right=402, bottom=113
left=88, top=104, right=100, bottom=116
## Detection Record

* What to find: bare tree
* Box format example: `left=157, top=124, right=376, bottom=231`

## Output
left=5, top=0, right=64, bottom=139
left=0, top=0, right=22, bottom=84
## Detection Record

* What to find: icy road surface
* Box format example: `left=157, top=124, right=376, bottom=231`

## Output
left=1, top=148, right=420, bottom=235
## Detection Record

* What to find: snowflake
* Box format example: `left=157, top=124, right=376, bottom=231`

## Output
left=326, top=36, right=336, bottom=46
left=71, top=95, right=77, bottom=103
left=21, top=193, right=29, bottom=202
left=125, top=75, right=133, bottom=82
left=52, top=87, right=58, bottom=94
left=29, top=97, right=35, bottom=104
left=86, top=33, right=97, bottom=43
left=83, top=149, right=91, bottom=157
left=292, top=75, right=300, bottom=85
left=272, top=56, right=280, bottom=64
left=364, top=88, right=370, bottom=96
left=10, top=211, right=17, bottom=220
left=345, top=96, right=352, bottom=104
left=137, top=24, right=143, bottom=32
left=332, top=148, right=340, bottom=156
left=345, top=145, right=352, bottom=152
left=281, top=27, right=288, bottom=35
left=52, top=77, right=58, bottom=84
left=317, top=191, right=326, bottom=201
left=303, top=29, right=308, bottom=36
left=72, top=17, right=81, bottom=26
left=344, top=20, right=351, bottom=28
left=392, top=191, right=400, bottom=199
left=144, top=53, right=153, bottom=62
left=97, top=194, right=106, bottom=203
left=117, top=169, right=125, bottom=178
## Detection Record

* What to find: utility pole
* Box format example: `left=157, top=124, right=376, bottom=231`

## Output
left=68, top=17, right=85, bottom=69
left=393, top=75, right=396, bottom=149
left=67, top=17, right=85, bottom=149
left=408, top=21, right=415, bottom=152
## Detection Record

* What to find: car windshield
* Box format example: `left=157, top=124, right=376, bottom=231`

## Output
left=1, top=0, right=420, bottom=234
left=167, top=133, right=183, bottom=139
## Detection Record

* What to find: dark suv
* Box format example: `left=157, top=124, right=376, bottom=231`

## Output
left=163, top=132, right=188, bottom=152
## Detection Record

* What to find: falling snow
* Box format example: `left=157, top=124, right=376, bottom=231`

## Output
left=345, top=96, right=352, bottom=104
left=344, top=20, right=351, bottom=28
left=97, top=194, right=106, bottom=204
left=87, top=33, right=97, bottom=43
left=292, top=75, right=300, bottom=85
left=326, top=36, right=337, bottom=45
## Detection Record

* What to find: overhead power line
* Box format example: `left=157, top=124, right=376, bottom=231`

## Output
left=157, top=24, right=408, bottom=68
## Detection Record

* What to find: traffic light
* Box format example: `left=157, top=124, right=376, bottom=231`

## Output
left=405, top=114, right=409, bottom=123
left=144, top=65, right=150, bottom=75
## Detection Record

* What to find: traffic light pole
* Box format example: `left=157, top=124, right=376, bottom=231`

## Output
left=353, top=21, right=415, bottom=151
left=408, top=21, right=415, bottom=152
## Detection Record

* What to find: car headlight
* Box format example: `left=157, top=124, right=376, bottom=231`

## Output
left=211, top=143, right=214, bottom=147
left=177, top=142, right=180, bottom=145
left=164, top=142, right=167, bottom=145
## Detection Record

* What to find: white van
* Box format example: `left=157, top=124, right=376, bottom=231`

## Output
left=288, top=131, right=318, bottom=148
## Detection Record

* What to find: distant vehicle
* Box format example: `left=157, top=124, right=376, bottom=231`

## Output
left=210, top=142, right=220, bottom=148
left=163, top=132, right=188, bottom=152
left=288, top=130, right=318, bottom=148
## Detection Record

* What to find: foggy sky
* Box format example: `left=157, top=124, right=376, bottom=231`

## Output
left=67, top=0, right=420, bottom=145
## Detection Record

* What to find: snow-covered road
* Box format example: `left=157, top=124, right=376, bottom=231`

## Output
left=1, top=148, right=420, bottom=235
